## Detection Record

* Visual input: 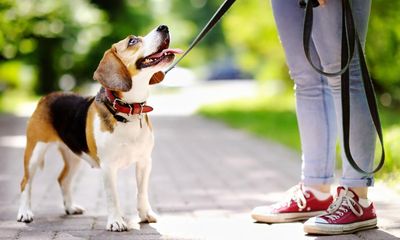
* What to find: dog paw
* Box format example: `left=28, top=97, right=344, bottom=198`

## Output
left=139, top=209, right=158, bottom=223
left=106, top=217, right=128, bottom=232
left=17, top=208, right=34, bottom=223
left=65, top=204, right=85, bottom=215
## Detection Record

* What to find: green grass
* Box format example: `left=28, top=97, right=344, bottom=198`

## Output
left=199, top=94, right=301, bottom=151
left=199, top=94, right=400, bottom=187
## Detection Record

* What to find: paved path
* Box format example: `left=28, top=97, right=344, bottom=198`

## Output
left=0, top=113, right=399, bottom=240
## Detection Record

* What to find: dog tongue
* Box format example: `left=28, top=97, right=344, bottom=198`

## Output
left=149, top=48, right=183, bottom=59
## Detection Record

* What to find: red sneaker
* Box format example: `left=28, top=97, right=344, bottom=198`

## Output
left=304, top=186, right=377, bottom=235
left=251, top=184, right=333, bottom=223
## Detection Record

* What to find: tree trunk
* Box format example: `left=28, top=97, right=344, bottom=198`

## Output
left=35, top=38, right=59, bottom=94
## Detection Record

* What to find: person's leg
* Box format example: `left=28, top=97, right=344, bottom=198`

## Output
left=304, top=0, right=377, bottom=234
left=271, top=0, right=337, bottom=188
left=251, top=0, right=336, bottom=224
left=311, top=0, right=374, bottom=192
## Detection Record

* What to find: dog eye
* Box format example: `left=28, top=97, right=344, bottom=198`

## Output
left=128, top=38, right=139, bottom=46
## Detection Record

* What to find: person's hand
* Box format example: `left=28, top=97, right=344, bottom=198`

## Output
left=318, top=0, right=326, bottom=6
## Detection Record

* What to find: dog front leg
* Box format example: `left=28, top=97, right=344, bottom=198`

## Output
left=136, top=159, right=157, bottom=223
left=102, top=166, right=127, bottom=231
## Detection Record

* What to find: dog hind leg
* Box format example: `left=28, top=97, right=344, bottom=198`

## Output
left=58, top=144, right=85, bottom=215
left=17, top=141, right=49, bottom=223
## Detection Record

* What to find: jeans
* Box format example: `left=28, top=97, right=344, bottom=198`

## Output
left=271, top=0, right=375, bottom=187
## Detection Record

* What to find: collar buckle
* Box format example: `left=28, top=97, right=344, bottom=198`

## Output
left=113, top=98, right=133, bottom=115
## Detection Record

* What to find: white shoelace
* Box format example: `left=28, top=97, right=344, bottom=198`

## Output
left=275, top=184, right=310, bottom=210
left=325, top=187, right=363, bottom=221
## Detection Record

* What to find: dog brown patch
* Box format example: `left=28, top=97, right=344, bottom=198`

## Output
left=21, top=95, right=60, bottom=192
left=94, top=101, right=117, bottom=133
left=86, top=104, right=100, bottom=165
left=127, top=63, right=139, bottom=78
left=145, top=114, right=152, bottom=131
left=57, top=147, right=70, bottom=186
left=93, top=48, right=132, bottom=92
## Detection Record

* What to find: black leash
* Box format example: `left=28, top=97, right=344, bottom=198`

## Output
left=164, top=0, right=236, bottom=74
left=302, top=0, right=385, bottom=175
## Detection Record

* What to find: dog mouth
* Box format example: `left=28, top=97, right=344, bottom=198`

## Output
left=137, top=37, right=183, bottom=69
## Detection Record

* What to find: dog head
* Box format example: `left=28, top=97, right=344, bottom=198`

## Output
left=93, top=25, right=182, bottom=93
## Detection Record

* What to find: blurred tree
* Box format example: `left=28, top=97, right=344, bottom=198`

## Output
left=221, top=0, right=289, bottom=86
left=170, top=0, right=227, bottom=54
left=0, top=0, right=109, bottom=94
left=367, top=0, right=400, bottom=107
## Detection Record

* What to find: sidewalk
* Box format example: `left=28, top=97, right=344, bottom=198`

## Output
left=0, top=81, right=399, bottom=240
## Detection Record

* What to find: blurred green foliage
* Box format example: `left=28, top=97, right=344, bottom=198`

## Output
left=367, top=0, right=400, bottom=106
left=222, top=0, right=288, bottom=82
left=0, top=0, right=110, bottom=94
left=0, top=0, right=399, bottom=109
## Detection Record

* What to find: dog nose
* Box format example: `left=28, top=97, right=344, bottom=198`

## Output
left=157, top=25, right=169, bottom=33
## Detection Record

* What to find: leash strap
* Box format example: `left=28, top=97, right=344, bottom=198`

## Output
left=303, top=0, right=385, bottom=175
left=303, top=0, right=355, bottom=77
left=164, top=0, right=236, bottom=74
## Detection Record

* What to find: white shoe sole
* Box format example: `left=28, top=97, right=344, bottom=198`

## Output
left=304, top=218, right=377, bottom=235
left=251, top=211, right=326, bottom=223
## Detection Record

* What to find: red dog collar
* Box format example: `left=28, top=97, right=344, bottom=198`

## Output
left=105, top=88, right=153, bottom=115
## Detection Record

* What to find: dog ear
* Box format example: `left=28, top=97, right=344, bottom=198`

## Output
left=149, top=71, right=165, bottom=85
left=93, top=48, right=132, bottom=92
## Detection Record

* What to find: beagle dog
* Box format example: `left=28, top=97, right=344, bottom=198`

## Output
left=16, top=25, right=182, bottom=232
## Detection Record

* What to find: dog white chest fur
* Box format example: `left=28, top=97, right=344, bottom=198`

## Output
left=94, top=115, right=154, bottom=169
left=17, top=25, right=179, bottom=232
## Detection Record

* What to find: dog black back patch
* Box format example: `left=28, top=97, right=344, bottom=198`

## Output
left=49, top=94, right=95, bottom=154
